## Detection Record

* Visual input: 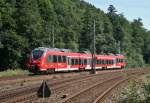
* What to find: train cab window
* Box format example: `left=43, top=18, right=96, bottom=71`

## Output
left=53, top=55, right=57, bottom=63
left=32, top=50, right=44, bottom=60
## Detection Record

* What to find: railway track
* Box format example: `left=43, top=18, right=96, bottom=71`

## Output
left=0, top=70, right=123, bottom=103
left=61, top=76, right=123, bottom=103
left=61, top=72, right=148, bottom=103
left=0, top=69, right=149, bottom=103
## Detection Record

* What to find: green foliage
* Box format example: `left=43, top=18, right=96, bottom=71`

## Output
left=118, top=75, right=150, bottom=103
left=0, top=0, right=149, bottom=70
left=118, top=81, right=142, bottom=103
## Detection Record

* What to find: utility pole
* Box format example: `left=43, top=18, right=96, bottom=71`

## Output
left=91, top=20, right=96, bottom=74
left=0, top=34, right=1, bottom=48
left=52, top=25, right=54, bottom=48
left=118, top=41, right=120, bottom=54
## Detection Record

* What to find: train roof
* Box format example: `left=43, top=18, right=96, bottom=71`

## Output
left=96, top=55, right=115, bottom=60
left=35, top=47, right=72, bottom=52
left=67, top=52, right=81, bottom=58
left=33, top=47, right=125, bottom=59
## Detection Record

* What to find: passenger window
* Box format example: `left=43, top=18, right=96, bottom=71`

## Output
left=46, top=55, right=53, bottom=63
left=53, top=55, right=57, bottom=63
left=96, top=60, right=98, bottom=64
left=104, top=60, right=107, bottom=64
left=75, top=59, right=79, bottom=65
left=79, top=59, right=81, bottom=65
left=68, top=58, right=72, bottom=65
left=58, top=56, right=62, bottom=62
left=71, top=59, right=74, bottom=65
left=63, top=56, right=66, bottom=63
left=84, top=59, right=87, bottom=65
left=100, top=60, right=101, bottom=64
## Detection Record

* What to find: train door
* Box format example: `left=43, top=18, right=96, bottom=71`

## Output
left=57, top=55, right=67, bottom=71
left=114, top=58, right=117, bottom=68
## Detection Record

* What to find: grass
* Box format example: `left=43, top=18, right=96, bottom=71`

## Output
left=0, top=69, right=30, bottom=77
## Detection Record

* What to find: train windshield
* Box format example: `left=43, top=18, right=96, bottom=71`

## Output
left=32, top=50, right=44, bottom=60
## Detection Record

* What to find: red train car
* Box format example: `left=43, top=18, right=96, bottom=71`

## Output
left=114, top=55, right=126, bottom=69
left=27, top=47, right=127, bottom=73
left=95, top=55, right=116, bottom=69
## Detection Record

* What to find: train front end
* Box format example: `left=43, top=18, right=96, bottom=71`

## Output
left=27, top=47, right=46, bottom=73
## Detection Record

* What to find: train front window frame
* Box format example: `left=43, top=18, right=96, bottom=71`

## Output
left=32, top=50, right=44, bottom=60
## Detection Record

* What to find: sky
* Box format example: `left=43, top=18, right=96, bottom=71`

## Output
left=85, top=0, right=150, bottom=30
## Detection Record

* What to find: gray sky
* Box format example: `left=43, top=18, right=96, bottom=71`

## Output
left=85, top=0, right=150, bottom=30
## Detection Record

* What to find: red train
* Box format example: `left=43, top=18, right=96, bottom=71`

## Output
left=27, top=47, right=127, bottom=73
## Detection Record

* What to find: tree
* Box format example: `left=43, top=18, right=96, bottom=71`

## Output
left=0, top=0, right=28, bottom=69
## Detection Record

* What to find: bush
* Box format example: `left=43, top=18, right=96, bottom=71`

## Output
left=117, top=74, right=150, bottom=103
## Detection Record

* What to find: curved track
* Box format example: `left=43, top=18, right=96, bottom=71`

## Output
left=0, top=69, right=149, bottom=103
left=0, top=70, right=122, bottom=103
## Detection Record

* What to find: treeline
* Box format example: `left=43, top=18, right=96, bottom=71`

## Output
left=0, top=0, right=150, bottom=70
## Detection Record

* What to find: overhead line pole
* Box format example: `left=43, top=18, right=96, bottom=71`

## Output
left=91, top=20, right=96, bottom=74
left=52, top=25, right=54, bottom=48
left=118, top=41, right=121, bottom=54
